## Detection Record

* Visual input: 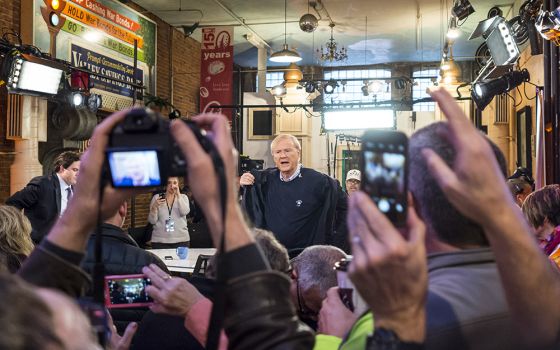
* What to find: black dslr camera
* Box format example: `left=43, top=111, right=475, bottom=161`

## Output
left=106, top=108, right=208, bottom=188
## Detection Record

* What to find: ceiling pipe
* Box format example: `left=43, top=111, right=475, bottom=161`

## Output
left=211, top=0, right=271, bottom=49
left=311, top=0, right=334, bottom=25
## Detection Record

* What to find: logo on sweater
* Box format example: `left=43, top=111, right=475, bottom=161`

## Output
left=296, top=200, right=303, bottom=207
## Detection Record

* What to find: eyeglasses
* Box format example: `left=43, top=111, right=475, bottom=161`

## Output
left=295, top=276, right=317, bottom=318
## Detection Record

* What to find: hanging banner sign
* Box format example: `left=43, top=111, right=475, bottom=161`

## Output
left=199, top=27, right=234, bottom=121
left=70, top=44, right=143, bottom=98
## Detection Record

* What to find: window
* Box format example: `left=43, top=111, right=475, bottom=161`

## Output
left=262, top=72, right=284, bottom=89
left=323, top=69, right=392, bottom=103
left=412, top=69, right=439, bottom=112
left=323, top=110, right=395, bottom=130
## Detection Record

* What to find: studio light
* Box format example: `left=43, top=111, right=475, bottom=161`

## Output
left=361, top=83, right=369, bottom=96
left=304, top=81, right=316, bottom=93
left=447, top=17, right=461, bottom=40
left=168, top=109, right=181, bottom=120
left=72, top=92, right=85, bottom=106
left=271, top=84, right=287, bottom=97
left=471, top=69, right=530, bottom=110
left=323, top=80, right=338, bottom=94
left=87, top=93, right=102, bottom=113
left=2, top=53, right=67, bottom=97
left=452, top=0, right=475, bottom=21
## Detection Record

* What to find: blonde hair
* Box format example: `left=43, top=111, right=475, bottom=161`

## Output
left=0, top=205, right=34, bottom=256
left=270, top=134, right=301, bottom=155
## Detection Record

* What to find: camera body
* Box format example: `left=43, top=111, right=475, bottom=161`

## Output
left=107, top=108, right=194, bottom=188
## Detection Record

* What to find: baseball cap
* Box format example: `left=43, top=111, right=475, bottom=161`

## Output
left=346, top=169, right=361, bottom=182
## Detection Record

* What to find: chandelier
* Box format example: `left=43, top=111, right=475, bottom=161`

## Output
left=317, top=23, right=348, bottom=62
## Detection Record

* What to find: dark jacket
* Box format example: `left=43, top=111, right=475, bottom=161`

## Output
left=19, top=240, right=314, bottom=349
left=6, top=173, right=62, bottom=244
left=241, top=167, right=348, bottom=252
left=81, top=223, right=169, bottom=333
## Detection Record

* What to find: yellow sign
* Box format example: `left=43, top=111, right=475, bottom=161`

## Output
left=62, top=1, right=143, bottom=48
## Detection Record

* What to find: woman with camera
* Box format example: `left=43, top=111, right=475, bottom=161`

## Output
left=148, top=177, right=191, bottom=249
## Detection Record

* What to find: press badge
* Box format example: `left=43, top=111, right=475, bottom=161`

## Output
left=165, top=217, right=175, bottom=232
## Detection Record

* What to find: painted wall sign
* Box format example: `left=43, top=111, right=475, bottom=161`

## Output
left=71, top=44, right=143, bottom=98
left=200, top=27, right=234, bottom=121
left=34, top=0, right=156, bottom=95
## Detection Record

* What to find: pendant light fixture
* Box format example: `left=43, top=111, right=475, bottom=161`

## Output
left=270, top=0, right=302, bottom=63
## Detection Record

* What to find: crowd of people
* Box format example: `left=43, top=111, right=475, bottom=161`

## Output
left=1, top=88, right=560, bottom=349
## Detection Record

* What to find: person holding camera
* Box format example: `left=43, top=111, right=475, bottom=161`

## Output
left=148, top=176, right=191, bottom=249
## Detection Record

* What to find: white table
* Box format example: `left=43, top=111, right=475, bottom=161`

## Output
left=147, top=248, right=216, bottom=273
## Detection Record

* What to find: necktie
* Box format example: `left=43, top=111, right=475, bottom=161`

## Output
left=66, top=187, right=72, bottom=201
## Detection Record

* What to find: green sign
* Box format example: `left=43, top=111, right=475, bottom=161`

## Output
left=61, top=19, right=146, bottom=63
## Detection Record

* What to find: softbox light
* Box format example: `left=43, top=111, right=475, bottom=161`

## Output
left=3, top=53, right=67, bottom=97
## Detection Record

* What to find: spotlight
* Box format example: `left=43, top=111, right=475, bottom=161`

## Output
left=471, top=69, right=530, bottom=110
left=447, top=17, right=461, bottom=39
left=182, top=22, right=199, bottom=37
left=271, top=84, right=287, bottom=97
left=71, top=92, right=85, bottom=107
left=361, top=82, right=369, bottom=96
left=323, top=80, right=338, bottom=94
left=2, top=53, right=67, bottom=97
left=87, top=93, right=102, bottom=113
left=452, top=0, right=475, bottom=21
left=304, top=81, right=316, bottom=93
left=168, top=109, right=181, bottom=120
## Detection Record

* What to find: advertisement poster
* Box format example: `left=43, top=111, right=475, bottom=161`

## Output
left=33, top=0, right=156, bottom=103
left=71, top=44, right=143, bottom=98
left=200, top=27, right=234, bottom=121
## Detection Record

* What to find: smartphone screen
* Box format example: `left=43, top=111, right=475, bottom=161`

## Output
left=107, top=150, right=162, bottom=188
left=104, top=274, right=153, bottom=308
left=361, top=130, right=408, bottom=226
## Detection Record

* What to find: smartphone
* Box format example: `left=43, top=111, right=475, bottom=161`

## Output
left=104, top=274, right=153, bottom=309
left=360, top=130, right=408, bottom=226
left=158, top=193, right=166, bottom=199
left=106, top=149, right=162, bottom=188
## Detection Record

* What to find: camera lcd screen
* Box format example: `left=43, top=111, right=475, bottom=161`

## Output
left=108, top=150, right=161, bottom=187
left=363, top=147, right=406, bottom=216
left=105, top=275, right=153, bottom=308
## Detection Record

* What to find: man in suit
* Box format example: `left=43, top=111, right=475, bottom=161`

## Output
left=6, top=151, right=80, bottom=244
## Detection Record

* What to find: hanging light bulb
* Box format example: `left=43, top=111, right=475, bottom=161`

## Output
left=270, top=0, right=302, bottom=63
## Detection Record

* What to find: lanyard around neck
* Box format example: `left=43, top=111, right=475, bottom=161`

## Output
left=166, top=195, right=175, bottom=217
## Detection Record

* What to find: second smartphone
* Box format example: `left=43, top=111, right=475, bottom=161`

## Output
left=360, top=130, right=408, bottom=227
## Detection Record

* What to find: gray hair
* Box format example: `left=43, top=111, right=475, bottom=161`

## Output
left=270, top=134, right=301, bottom=155
left=291, top=245, right=346, bottom=300
left=253, top=228, right=290, bottom=273
left=409, top=122, right=507, bottom=247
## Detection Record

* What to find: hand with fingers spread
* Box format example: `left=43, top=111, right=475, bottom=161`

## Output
left=142, top=264, right=203, bottom=316
left=317, top=287, right=358, bottom=338
left=347, top=192, right=427, bottom=343
left=107, top=312, right=137, bottom=350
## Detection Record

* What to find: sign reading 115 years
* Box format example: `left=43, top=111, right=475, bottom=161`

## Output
left=200, top=27, right=234, bottom=121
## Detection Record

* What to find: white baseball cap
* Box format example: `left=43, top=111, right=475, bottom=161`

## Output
left=346, top=169, right=361, bottom=182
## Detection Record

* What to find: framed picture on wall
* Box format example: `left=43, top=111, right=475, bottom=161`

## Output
left=516, top=106, right=532, bottom=170
left=248, top=108, right=275, bottom=140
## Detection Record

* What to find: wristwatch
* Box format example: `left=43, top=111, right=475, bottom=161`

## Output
left=366, top=328, right=424, bottom=350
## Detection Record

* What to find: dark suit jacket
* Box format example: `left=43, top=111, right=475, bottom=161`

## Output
left=6, top=173, right=62, bottom=244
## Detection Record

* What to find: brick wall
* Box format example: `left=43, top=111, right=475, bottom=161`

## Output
left=0, top=0, right=20, bottom=203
